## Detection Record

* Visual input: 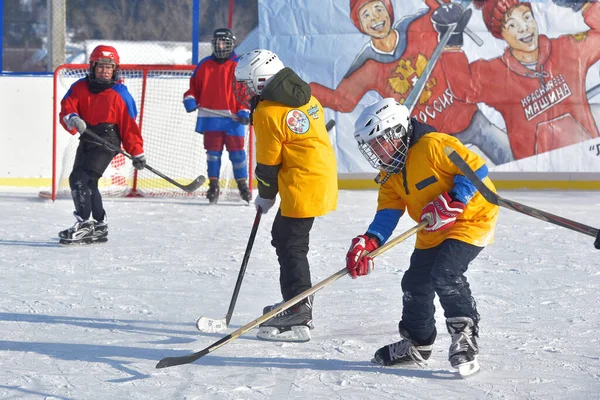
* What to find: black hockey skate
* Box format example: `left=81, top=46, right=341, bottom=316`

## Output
left=58, top=214, right=95, bottom=245
left=446, top=317, right=480, bottom=377
left=237, top=178, right=252, bottom=203
left=372, top=323, right=435, bottom=367
left=262, top=300, right=284, bottom=315
left=257, top=295, right=314, bottom=342
left=93, top=215, right=108, bottom=243
left=206, top=179, right=220, bottom=204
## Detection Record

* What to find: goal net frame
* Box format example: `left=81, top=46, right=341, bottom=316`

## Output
left=43, top=63, right=254, bottom=201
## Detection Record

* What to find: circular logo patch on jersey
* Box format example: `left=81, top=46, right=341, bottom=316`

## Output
left=286, top=109, right=310, bottom=134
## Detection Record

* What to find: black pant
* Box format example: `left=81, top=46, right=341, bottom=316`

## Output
left=69, top=124, right=120, bottom=221
left=271, top=209, right=315, bottom=301
left=401, top=239, right=483, bottom=343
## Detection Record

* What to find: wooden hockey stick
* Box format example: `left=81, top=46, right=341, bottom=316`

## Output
left=156, top=220, right=429, bottom=369
left=444, top=146, right=600, bottom=248
left=83, top=129, right=205, bottom=193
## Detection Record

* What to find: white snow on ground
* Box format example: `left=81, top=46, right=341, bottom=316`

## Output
left=0, top=189, right=599, bottom=399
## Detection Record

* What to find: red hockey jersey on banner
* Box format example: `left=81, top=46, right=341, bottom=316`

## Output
left=441, top=2, right=600, bottom=159
left=310, top=0, right=477, bottom=134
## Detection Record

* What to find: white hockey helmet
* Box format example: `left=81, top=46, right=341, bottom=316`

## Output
left=354, top=98, right=412, bottom=174
left=234, top=49, right=285, bottom=96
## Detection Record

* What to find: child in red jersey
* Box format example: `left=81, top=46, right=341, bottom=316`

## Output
left=183, top=28, right=251, bottom=204
left=58, top=45, right=145, bottom=244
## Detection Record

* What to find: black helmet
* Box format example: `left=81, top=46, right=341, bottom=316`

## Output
left=212, top=28, right=236, bottom=59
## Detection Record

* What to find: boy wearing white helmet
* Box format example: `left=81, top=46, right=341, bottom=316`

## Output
left=346, top=98, right=498, bottom=376
left=234, top=49, right=338, bottom=342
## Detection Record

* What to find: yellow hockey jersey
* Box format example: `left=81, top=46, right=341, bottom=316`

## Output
left=376, top=132, right=498, bottom=249
left=253, top=95, right=338, bottom=218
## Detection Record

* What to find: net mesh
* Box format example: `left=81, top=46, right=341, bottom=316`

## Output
left=49, top=64, right=252, bottom=200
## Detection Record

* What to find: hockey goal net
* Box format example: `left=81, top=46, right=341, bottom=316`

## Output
left=43, top=64, right=253, bottom=201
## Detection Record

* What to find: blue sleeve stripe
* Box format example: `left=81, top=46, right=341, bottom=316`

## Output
left=61, top=78, right=86, bottom=101
left=112, top=84, right=138, bottom=119
left=62, top=87, right=73, bottom=102
left=367, top=208, right=402, bottom=245
left=191, top=56, right=212, bottom=78
left=452, top=164, right=488, bottom=204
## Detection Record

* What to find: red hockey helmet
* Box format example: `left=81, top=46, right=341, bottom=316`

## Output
left=89, top=45, right=121, bottom=84
left=89, top=45, right=120, bottom=66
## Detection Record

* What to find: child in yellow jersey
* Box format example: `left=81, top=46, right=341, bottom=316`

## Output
left=345, top=98, right=498, bottom=376
left=234, top=49, right=338, bottom=343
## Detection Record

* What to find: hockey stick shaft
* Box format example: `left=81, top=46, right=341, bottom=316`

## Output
left=405, top=22, right=457, bottom=113
left=197, top=107, right=239, bottom=120
left=156, top=221, right=428, bottom=368
left=224, top=209, right=262, bottom=325
left=83, top=129, right=205, bottom=193
left=198, top=109, right=336, bottom=133
left=325, top=119, right=335, bottom=132
left=444, top=147, right=600, bottom=239
left=587, top=83, right=600, bottom=100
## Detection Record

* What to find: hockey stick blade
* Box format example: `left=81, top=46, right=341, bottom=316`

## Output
left=84, top=129, right=205, bottom=193
left=155, top=221, right=428, bottom=369
left=325, top=119, right=336, bottom=132
left=444, top=147, right=600, bottom=239
left=133, top=163, right=205, bottom=193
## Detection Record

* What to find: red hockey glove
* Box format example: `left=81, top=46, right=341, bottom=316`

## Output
left=346, top=235, right=379, bottom=279
left=421, top=192, right=465, bottom=232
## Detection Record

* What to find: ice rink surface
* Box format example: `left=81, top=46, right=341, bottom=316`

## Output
left=0, top=189, right=599, bottom=399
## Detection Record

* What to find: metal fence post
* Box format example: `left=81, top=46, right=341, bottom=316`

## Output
left=0, top=0, right=4, bottom=72
left=47, top=0, right=66, bottom=72
left=192, top=0, right=200, bottom=65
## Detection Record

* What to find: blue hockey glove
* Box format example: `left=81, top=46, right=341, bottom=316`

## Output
left=183, top=96, right=197, bottom=113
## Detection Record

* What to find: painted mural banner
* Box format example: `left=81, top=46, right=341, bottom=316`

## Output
left=258, top=0, right=600, bottom=174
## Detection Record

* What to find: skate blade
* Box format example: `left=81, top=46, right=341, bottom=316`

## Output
left=257, top=326, right=311, bottom=342
left=59, top=237, right=106, bottom=245
left=370, top=356, right=427, bottom=368
left=455, top=359, right=480, bottom=378
left=195, top=317, right=227, bottom=333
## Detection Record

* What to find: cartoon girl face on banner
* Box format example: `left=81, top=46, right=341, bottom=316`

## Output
left=286, top=110, right=310, bottom=134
